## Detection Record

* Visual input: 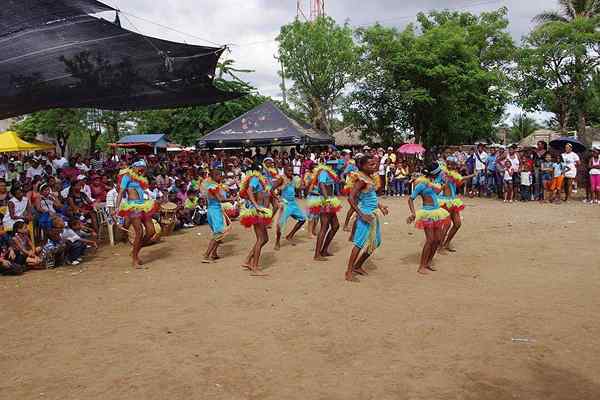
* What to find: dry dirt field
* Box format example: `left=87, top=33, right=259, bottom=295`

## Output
left=1, top=197, right=600, bottom=400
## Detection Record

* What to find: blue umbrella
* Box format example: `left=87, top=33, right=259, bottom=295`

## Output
left=549, top=137, right=586, bottom=153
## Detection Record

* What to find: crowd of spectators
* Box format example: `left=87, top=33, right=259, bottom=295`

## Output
left=0, top=140, right=595, bottom=276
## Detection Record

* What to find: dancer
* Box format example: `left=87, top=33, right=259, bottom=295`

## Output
left=342, top=159, right=359, bottom=232
left=345, top=155, right=389, bottom=281
left=239, top=167, right=273, bottom=273
left=406, top=162, right=450, bottom=275
left=262, top=157, right=280, bottom=224
left=312, top=164, right=342, bottom=261
left=274, top=165, right=306, bottom=250
left=438, top=160, right=474, bottom=253
left=201, top=169, right=231, bottom=263
left=116, top=160, right=160, bottom=268
left=304, top=163, right=320, bottom=238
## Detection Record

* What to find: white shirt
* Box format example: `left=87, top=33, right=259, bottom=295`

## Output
left=3, top=197, right=29, bottom=229
left=62, top=228, right=82, bottom=243
left=508, top=154, right=520, bottom=171
left=561, top=152, right=580, bottom=178
left=26, top=166, right=44, bottom=178
left=475, top=151, right=488, bottom=171
left=76, top=162, right=90, bottom=172
left=106, top=188, right=118, bottom=208
left=292, top=159, right=302, bottom=175
left=520, top=171, right=532, bottom=186
left=53, top=157, right=68, bottom=170
left=83, top=184, right=93, bottom=201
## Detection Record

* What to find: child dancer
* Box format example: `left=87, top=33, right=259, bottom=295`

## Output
left=116, top=160, right=160, bottom=268
left=342, top=159, right=359, bottom=232
left=345, top=155, right=389, bottom=281
left=239, top=166, right=273, bottom=274
left=407, top=162, right=450, bottom=275
left=312, top=164, right=342, bottom=261
left=274, top=165, right=306, bottom=250
left=304, top=163, right=320, bottom=238
left=438, top=160, right=473, bottom=253
left=262, top=158, right=280, bottom=224
left=202, top=170, right=231, bottom=263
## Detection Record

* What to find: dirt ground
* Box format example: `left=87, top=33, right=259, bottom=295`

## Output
left=1, top=197, right=600, bottom=400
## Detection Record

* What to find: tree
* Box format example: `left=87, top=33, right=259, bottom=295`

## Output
left=131, top=60, right=268, bottom=146
left=509, top=113, right=540, bottom=142
left=13, top=109, right=86, bottom=155
left=346, top=8, right=514, bottom=146
left=515, top=16, right=600, bottom=133
left=277, top=17, right=360, bottom=134
left=534, top=0, right=600, bottom=24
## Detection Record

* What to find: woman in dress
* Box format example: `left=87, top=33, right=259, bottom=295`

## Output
left=239, top=166, right=272, bottom=274
left=407, top=162, right=450, bottom=275
left=3, top=185, right=31, bottom=232
left=345, top=155, right=389, bottom=281
left=201, top=169, right=231, bottom=263
left=116, top=160, right=160, bottom=268
left=312, top=164, right=342, bottom=261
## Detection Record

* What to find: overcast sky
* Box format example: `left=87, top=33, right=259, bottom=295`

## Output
left=100, top=0, right=559, bottom=121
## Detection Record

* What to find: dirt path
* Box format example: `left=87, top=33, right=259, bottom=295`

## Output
left=1, top=198, right=599, bottom=400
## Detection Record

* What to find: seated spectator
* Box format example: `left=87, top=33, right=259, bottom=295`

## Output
left=41, top=216, right=66, bottom=268
left=34, top=183, right=63, bottom=231
left=3, top=186, right=31, bottom=232
left=90, top=175, right=107, bottom=202
left=182, top=190, right=199, bottom=228
left=11, top=220, right=43, bottom=268
left=62, top=218, right=97, bottom=265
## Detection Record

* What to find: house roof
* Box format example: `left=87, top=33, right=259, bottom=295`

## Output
left=333, top=126, right=381, bottom=146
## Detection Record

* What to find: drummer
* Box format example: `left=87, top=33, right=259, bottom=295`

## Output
left=116, top=160, right=160, bottom=269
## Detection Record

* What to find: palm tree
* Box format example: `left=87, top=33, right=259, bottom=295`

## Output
left=534, top=0, right=600, bottom=24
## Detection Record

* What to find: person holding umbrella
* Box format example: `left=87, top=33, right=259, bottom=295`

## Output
left=561, top=143, right=580, bottom=201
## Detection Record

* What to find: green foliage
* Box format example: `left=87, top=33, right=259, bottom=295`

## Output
left=345, top=8, right=514, bottom=146
left=12, top=109, right=87, bottom=155
left=131, top=78, right=267, bottom=146
left=277, top=17, right=360, bottom=133
left=515, top=16, right=600, bottom=133
left=509, top=113, right=540, bottom=142
left=534, top=0, right=600, bottom=24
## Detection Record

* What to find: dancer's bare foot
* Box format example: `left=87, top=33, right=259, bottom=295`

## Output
left=210, top=255, right=221, bottom=260
left=417, top=267, right=429, bottom=275
left=241, top=263, right=251, bottom=270
left=284, top=236, right=297, bottom=245
left=201, top=259, right=213, bottom=264
left=343, top=226, right=351, bottom=233
left=438, top=248, right=448, bottom=255
left=426, top=265, right=437, bottom=271
left=345, top=270, right=356, bottom=281
left=314, top=256, right=328, bottom=262
left=353, top=266, right=368, bottom=276
left=133, top=258, right=145, bottom=269
left=444, top=246, right=457, bottom=252
left=321, top=251, right=334, bottom=257
left=274, top=242, right=281, bottom=251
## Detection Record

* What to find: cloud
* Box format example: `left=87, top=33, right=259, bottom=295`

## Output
left=102, top=0, right=559, bottom=121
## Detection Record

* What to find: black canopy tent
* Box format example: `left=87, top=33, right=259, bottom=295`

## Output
left=197, top=101, right=333, bottom=149
left=0, top=0, right=239, bottom=119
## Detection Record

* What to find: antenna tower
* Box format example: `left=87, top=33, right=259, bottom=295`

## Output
left=297, top=0, right=325, bottom=21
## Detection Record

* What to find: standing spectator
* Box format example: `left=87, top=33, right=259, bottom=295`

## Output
left=548, top=153, right=566, bottom=203
left=540, top=152, right=554, bottom=203
left=589, top=148, right=600, bottom=204
left=503, top=160, right=515, bottom=203
left=561, top=143, right=580, bottom=201
left=534, top=141, right=548, bottom=200
left=473, top=144, right=488, bottom=197
left=520, top=163, right=532, bottom=201
left=485, top=147, right=497, bottom=197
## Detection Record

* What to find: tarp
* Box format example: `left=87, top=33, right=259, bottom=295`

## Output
left=198, top=101, right=334, bottom=148
left=0, top=3, right=239, bottom=119
left=0, top=131, right=55, bottom=152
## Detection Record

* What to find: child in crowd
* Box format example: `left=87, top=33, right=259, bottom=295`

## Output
left=182, top=190, right=199, bottom=228
left=548, top=154, right=566, bottom=203
left=225, top=172, right=239, bottom=198
left=520, top=163, right=532, bottom=202
left=11, top=220, right=43, bottom=268
left=385, top=161, right=396, bottom=196
left=540, top=153, right=554, bottom=203
left=62, top=218, right=98, bottom=265
left=503, top=160, right=514, bottom=203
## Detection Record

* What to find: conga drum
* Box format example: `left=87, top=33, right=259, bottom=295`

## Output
left=160, top=202, right=178, bottom=236
left=128, top=220, right=162, bottom=245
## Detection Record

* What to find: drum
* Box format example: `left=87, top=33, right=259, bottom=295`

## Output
left=160, top=202, right=178, bottom=236
left=128, top=220, right=162, bottom=245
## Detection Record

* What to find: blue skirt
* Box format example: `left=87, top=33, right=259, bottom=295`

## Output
left=279, top=199, right=306, bottom=228
left=207, top=205, right=225, bottom=235
left=353, top=213, right=381, bottom=252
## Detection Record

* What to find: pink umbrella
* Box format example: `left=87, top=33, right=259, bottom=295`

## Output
left=398, top=143, right=425, bottom=154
